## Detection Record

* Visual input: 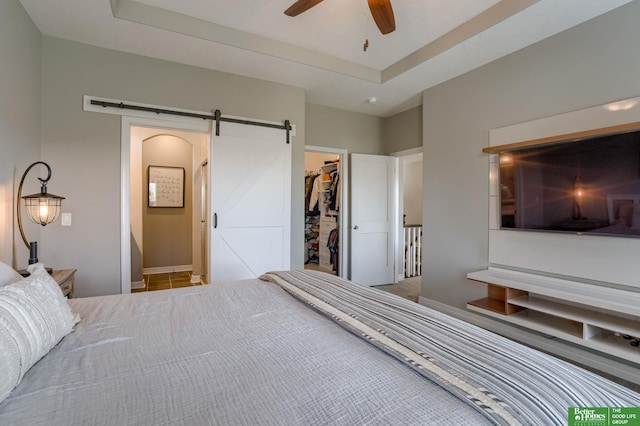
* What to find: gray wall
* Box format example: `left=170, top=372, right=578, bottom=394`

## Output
left=305, top=103, right=424, bottom=156
left=421, top=1, right=640, bottom=309
left=10, top=0, right=636, bottom=303
left=39, top=37, right=306, bottom=297
left=142, top=136, right=193, bottom=269
left=306, top=104, right=384, bottom=154
left=0, top=0, right=42, bottom=267
left=383, top=106, right=422, bottom=154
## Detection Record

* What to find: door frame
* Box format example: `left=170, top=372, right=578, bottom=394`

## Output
left=200, top=159, right=209, bottom=284
left=305, top=146, right=348, bottom=278
left=121, top=116, right=212, bottom=293
left=391, top=147, right=423, bottom=282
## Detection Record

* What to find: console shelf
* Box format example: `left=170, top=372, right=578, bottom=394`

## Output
left=467, top=267, right=640, bottom=363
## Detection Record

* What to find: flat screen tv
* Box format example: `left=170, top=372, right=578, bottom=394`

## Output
left=499, top=129, right=640, bottom=237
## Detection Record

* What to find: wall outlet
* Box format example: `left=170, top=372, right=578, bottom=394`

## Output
left=61, top=213, right=72, bottom=226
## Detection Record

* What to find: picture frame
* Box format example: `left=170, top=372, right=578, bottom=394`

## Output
left=148, top=165, right=185, bottom=208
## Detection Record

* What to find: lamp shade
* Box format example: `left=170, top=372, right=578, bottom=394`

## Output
left=17, top=161, right=65, bottom=268
left=22, top=191, right=64, bottom=226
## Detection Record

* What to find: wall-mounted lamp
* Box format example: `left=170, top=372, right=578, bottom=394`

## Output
left=17, top=161, right=65, bottom=274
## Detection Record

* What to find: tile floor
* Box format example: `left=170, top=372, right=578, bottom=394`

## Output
left=132, top=271, right=204, bottom=292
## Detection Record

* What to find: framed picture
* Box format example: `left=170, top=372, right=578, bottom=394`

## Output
left=148, top=165, right=185, bottom=208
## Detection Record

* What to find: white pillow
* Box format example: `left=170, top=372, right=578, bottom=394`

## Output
left=0, top=264, right=80, bottom=404
left=0, top=260, right=22, bottom=287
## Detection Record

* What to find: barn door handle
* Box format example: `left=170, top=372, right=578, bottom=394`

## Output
left=213, top=213, right=218, bottom=229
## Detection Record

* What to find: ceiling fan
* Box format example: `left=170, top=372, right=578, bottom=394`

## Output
left=284, top=0, right=396, bottom=35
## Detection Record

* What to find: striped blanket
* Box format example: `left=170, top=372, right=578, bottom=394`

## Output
left=260, top=270, right=640, bottom=426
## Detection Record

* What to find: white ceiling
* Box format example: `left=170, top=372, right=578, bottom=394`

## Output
left=19, top=0, right=632, bottom=117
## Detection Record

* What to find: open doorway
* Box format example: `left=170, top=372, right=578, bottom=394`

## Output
left=395, top=148, right=423, bottom=282
left=304, top=147, right=348, bottom=277
left=129, top=125, right=209, bottom=292
left=118, top=109, right=291, bottom=293
left=371, top=149, right=422, bottom=301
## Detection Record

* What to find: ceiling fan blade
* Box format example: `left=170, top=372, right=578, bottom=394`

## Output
left=367, top=0, right=395, bottom=34
left=284, top=0, right=324, bottom=17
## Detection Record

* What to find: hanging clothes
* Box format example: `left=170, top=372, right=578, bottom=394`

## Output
left=304, top=173, right=315, bottom=212
left=328, top=172, right=340, bottom=212
left=307, top=174, right=322, bottom=214
left=327, top=227, right=339, bottom=272
left=305, top=171, right=321, bottom=264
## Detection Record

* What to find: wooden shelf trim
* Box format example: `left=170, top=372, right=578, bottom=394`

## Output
left=468, top=283, right=528, bottom=315
left=468, top=297, right=508, bottom=314
left=482, top=121, right=640, bottom=154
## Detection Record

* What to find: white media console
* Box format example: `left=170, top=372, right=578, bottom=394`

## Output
left=467, top=267, right=640, bottom=364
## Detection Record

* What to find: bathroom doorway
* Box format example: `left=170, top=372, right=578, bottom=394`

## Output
left=129, top=125, right=209, bottom=291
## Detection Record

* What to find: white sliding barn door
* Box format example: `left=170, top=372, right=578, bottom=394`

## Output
left=211, top=122, right=291, bottom=282
left=350, top=153, right=396, bottom=286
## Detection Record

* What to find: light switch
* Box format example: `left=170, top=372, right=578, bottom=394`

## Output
left=61, top=213, right=72, bottom=226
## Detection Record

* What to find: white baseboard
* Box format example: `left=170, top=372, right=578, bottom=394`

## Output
left=143, top=265, right=192, bottom=275
left=418, top=296, right=640, bottom=386
left=131, top=280, right=145, bottom=290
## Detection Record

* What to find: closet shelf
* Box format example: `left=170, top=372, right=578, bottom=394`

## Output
left=321, top=162, right=338, bottom=172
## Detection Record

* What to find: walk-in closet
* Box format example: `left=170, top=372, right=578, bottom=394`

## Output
left=304, top=152, right=341, bottom=275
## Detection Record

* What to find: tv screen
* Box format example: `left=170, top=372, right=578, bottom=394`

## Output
left=499, top=129, right=640, bottom=237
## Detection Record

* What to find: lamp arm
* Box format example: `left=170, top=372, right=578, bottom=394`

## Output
left=17, top=161, right=52, bottom=249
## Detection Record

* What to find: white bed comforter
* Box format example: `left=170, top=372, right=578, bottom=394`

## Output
left=0, top=277, right=493, bottom=426
left=262, top=270, right=640, bottom=425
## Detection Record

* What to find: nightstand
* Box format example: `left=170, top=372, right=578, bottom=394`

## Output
left=52, top=269, right=76, bottom=298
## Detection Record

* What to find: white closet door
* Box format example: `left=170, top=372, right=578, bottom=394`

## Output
left=211, top=122, right=291, bottom=282
left=350, top=153, right=396, bottom=286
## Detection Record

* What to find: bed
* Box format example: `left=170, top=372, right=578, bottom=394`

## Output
left=586, top=194, right=640, bottom=236
left=1, top=265, right=639, bottom=425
